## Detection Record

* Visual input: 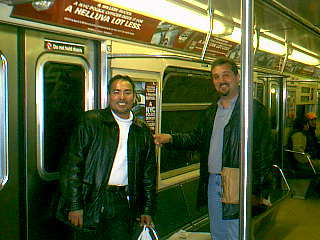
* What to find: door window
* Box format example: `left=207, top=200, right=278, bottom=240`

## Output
left=43, top=62, right=85, bottom=173
left=36, top=54, right=93, bottom=180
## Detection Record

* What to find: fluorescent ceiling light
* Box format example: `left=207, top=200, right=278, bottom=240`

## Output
left=289, top=49, right=320, bottom=66
left=263, top=31, right=285, bottom=42
left=101, top=0, right=320, bottom=66
left=232, top=17, right=241, bottom=24
left=256, top=37, right=286, bottom=55
left=224, top=27, right=241, bottom=43
left=97, top=0, right=226, bottom=34
left=292, top=43, right=320, bottom=58
left=180, top=0, right=207, bottom=10
left=225, top=27, right=285, bottom=55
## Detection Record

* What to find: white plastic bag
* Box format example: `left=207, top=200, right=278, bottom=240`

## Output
left=137, top=225, right=159, bottom=240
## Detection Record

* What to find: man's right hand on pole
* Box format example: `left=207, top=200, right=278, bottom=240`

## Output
left=153, top=134, right=172, bottom=146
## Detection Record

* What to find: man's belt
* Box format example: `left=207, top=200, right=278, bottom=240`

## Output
left=106, top=185, right=128, bottom=193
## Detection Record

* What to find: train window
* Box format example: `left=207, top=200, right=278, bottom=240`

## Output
left=160, top=68, right=215, bottom=175
left=254, top=82, right=264, bottom=104
left=36, top=54, right=93, bottom=180
left=43, top=62, right=85, bottom=174
left=162, top=70, right=214, bottom=103
left=0, top=52, right=8, bottom=190
left=160, top=110, right=203, bottom=174
left=301, top=96, right=310, bottom=102
left=301, top=87, right=310, bottom=93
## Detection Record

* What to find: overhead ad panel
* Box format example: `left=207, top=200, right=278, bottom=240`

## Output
left=10, top=0, right=320, bottom=78
left=11, top=0, right=237, bottom=57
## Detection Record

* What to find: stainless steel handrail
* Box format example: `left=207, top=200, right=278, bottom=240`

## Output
left=0, top=51, right=8, bottom=191
left=284, top=149, right=317, bottom=175
left=272, top=164, right=290, bottom=191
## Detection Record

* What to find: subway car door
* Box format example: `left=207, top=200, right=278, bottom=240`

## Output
left=0, top=24, right=20, bottom=240
left=24, top=29, right=96, bottom=240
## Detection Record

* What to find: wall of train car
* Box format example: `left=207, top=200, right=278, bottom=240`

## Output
left=0, top=23, right=21, bottom=240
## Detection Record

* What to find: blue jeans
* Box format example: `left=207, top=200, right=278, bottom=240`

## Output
left=208, top=174, right=239, bottom=240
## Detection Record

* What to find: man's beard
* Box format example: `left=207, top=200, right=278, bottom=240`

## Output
left=221, top=90, right=230, bottom=96
left=219, top=84, right=230, bottom=96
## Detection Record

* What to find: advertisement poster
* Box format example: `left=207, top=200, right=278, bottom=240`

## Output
left=11, top=0, right=237, bottom=59
left=132, top=81, right=157, bottom=133
left=11, top=1, right=317, bottom=76
left=12, top=0, right=160, bottom=42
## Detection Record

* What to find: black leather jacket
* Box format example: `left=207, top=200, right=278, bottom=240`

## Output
left=58, top=108, right=156, bottom=228
left=171, top=97, right=272, bottom=219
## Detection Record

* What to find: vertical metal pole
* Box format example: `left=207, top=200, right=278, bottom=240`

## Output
left=240, top=0, right=254, bottom=239
left=100, top=40, right=111, bottom=109
left=281, top=77, right=287, bottom=169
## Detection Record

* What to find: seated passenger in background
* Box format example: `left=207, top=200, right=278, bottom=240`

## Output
left=305, top=112, right=320, bottom=158
left=289, top=117, right=320, bottom=171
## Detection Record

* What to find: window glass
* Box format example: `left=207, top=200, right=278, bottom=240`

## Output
left=43, top=62, right=84, bottom=173
left=162, top=70, right=214, bottom=103
left=160, top=110, right=204, bottom=173
left=254, top=82, right=264, bottom=104
left=160, top=69, right=215, bottom=173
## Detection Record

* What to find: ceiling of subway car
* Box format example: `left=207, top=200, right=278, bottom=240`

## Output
left=1, top=0, right=320, bottom=56
left=184, top=0, right=320, bottom=56
left=256, top=0, right=320, bottom=56
left=273, top=0, right=320, bottom=28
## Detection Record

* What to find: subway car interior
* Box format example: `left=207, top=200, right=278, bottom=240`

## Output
left=0, top=0, right=320, bottom=239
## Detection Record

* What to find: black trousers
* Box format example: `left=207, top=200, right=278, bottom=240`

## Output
left=72, top=187, right=141, bottom=240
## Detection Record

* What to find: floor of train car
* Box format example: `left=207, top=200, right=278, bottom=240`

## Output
left=257, top=196, right=320, bottom=240
left=169, top=197, right=320, bottom=240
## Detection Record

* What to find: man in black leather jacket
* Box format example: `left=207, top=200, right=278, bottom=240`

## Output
left=57, top=75, right=156, bottom=240
left=154, top=58, right=272, bottom=240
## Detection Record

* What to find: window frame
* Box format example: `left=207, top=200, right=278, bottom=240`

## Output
left=36, top=53, right=93, bottom=181
left=160, top=68, right=213, bottom=178
left=0, top=52, right=8, bottom=190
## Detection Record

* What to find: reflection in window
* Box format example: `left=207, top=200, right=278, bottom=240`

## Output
left=162, top=71, right=214, bottom=103
left=160, top=69, right=215, bottom=174
left=270, top=85, right=279, bottom=130
left=43, top=62, right=84, bottom=173
left=254, top=82, right=264, bottom=104
left=161, top=110, right=203, bottom=173
left=0, top=53, right=8, bottom=189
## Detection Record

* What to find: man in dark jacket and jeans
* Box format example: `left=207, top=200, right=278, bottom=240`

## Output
left=58, top=75, right=157, bottom=240
left=154, top=58, right=272, bottom=240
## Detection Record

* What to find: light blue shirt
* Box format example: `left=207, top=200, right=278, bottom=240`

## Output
left=208, top=96, right=238, bottom=174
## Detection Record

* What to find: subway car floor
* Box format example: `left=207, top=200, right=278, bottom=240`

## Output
left=168, top=195, right=320, bottom=240
left=257, top=196, right=320, bottom=240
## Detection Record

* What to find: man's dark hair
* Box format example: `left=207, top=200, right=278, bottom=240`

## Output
left=211, top=58, right=239, bottom=75
left=108, top=75, right=136, bottom=93
left=293, top=117, right=309, bottom=131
